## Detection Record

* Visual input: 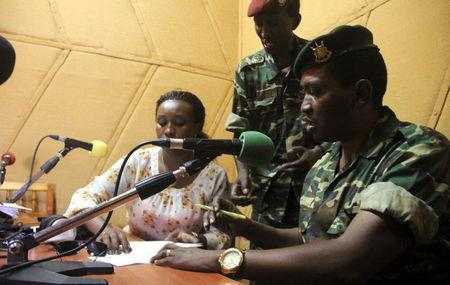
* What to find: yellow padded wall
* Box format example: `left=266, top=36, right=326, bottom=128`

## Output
left=0, top=0, right=238, bottom=226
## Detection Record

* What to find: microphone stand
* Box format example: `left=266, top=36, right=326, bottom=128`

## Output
left=0, top=155, right=217, bottom=285
left=6, top=146, right=73, bottom=203
left=0, top=161, right=7, bottom=185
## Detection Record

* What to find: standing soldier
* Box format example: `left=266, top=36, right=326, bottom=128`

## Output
left=226, top=0, right=327, bottom=228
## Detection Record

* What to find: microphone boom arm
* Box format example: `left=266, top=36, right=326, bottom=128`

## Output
left=6, top=146, right=73, bottom=203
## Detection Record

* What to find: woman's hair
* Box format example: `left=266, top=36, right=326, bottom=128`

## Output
left=156, top=90, right=208, bottom=138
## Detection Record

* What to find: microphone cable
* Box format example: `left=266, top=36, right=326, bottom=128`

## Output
left=3, top=135, right=53, bottom=203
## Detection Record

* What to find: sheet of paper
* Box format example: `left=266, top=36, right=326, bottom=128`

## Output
left=0, top=202, right=32, bottom=217
left=89, top=240, right=202, bottom=267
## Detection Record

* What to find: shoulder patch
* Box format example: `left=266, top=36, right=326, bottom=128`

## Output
left=251, top=54, right=265, bottom=63
left=238, top=50, right=266, bottom=71
left=400, top=123, right=449, bottom=148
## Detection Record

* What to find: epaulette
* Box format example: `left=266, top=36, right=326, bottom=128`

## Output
left=238, top=50, right=266, bottom=72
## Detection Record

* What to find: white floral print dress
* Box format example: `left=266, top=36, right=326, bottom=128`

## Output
left=64, top=147, right=231, bottom=249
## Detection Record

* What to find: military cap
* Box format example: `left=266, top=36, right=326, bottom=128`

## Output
left=0, top=35, right=15, bottom=85
left=247, top=0, right=289, bottom=17
left=293, top=25, right=379, bottom=76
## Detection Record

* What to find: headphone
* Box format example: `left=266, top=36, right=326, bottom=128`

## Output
left=38, top=215, right=67, bottom=231
left=38, top=215, right=107, bottom=256
left=52, top=240, right=107, bottom=257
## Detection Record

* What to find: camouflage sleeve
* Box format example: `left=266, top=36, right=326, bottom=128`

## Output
left=359, top=182, right=439, bottom=245
left=225, top=67, right=250, bottom=135
left=359, top=134, right=449, bottom=245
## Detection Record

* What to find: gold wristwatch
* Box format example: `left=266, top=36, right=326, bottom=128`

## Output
left=218, top=248, right=245, bottom=275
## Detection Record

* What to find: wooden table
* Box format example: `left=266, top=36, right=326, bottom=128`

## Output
left=1, top=243, right=241, bottom=285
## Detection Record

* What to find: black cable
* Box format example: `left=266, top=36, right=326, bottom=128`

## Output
left=3, top=135, right=53, bottom=203
left=0, top=226, right=24, bottom=242
left=27, top=136, right=51, bottom=190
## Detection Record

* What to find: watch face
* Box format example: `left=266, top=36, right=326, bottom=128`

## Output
left=223, top=251, right=241, bottom=269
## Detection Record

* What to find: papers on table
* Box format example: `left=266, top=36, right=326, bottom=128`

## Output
left=0, top=202, right=32, bottom=218
left=89, top=240, right=202, bottom=267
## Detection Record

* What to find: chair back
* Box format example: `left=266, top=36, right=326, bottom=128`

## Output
left=0, top=181, right=56, bottom=221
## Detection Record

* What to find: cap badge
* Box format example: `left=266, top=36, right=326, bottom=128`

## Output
left=277, top=0, right=286, bottom=7
left=311, top=41, right=332, bottom=63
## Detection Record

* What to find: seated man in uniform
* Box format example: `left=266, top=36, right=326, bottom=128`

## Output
left=150, top=25, right=450, bottom=284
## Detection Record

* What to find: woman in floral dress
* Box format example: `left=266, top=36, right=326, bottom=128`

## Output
left=64, top=91, right=231, bottom=253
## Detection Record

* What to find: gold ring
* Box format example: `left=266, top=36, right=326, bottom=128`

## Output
left=166, top=249, right=172, bottom=257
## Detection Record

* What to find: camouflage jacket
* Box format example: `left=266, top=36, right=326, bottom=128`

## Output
left=300, top=106, right=450, bottom=279
left=225, top=35, right=313, bottom=223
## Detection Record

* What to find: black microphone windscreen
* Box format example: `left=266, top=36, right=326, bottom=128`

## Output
left=0, top=35, right=15, bottom=85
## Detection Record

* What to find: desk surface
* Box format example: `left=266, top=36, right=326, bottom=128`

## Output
left=1, top=244, right=241, bottom=285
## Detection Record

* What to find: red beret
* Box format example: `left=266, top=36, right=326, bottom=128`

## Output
left=247, top=0, right=287, bottom=17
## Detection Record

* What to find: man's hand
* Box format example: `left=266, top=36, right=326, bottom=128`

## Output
left=97, top=226, right=132, bottom=254
left=278, top=145, right=326, bottom=178
left=230, top=173, right=257, bottom=206
left=151, top=244, right=221, bottom=272
left=230, top=158, right=257, bottom=206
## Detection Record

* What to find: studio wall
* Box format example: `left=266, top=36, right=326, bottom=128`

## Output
left=0, top=0, right=238, bottom=225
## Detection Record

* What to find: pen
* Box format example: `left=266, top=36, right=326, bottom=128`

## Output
left=195, top=204, right=247, bottom=220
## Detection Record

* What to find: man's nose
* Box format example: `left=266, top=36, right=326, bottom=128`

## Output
left=301, top=96, right=313, bottom=114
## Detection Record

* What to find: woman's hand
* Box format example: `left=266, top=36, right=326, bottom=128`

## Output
left=151, top=244, right=221, bottom=272
left=165, top=229, right=205, bottom=245
left=203, top=198, right=247, bottom=237
left=97, top=226, right=132, bottom=254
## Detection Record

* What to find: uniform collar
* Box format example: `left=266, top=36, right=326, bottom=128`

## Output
left=359, top=106, right=400, bottom=158
left=328, top=106, right=401, bottom=161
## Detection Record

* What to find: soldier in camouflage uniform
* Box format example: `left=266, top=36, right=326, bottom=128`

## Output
left=151, top=25, right=450, bottom=284
left=226, top=0, right=326, bottom=228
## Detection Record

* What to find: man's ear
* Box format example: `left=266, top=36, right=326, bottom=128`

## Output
left=292, top=14, right=301, bottom=30
left=353, top=79, right=373, bottom=108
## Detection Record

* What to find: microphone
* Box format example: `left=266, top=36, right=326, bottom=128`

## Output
left=0, top=151, right=16, bottom=184
left=49, top=135, right=108, bottom=157
left=151, top=131, right=274, bottom=166
left=1, top=151, right=16, bottom=166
